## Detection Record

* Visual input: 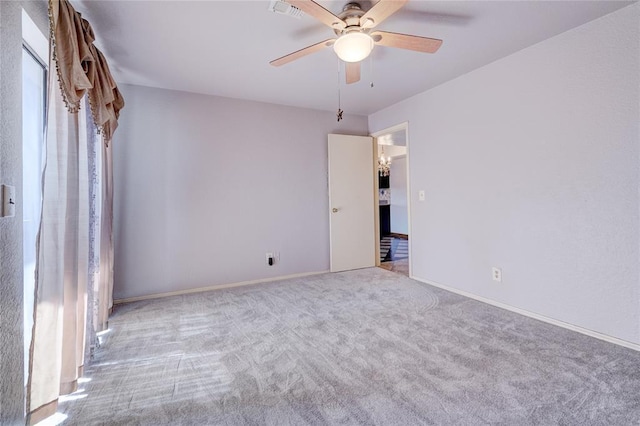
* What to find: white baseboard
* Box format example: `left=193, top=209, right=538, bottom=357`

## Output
left=411, top=275, right=640, bottom=352
left=113, top=270, right=329, bottom=305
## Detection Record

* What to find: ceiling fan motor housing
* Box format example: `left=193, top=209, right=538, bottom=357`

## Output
left=334, top=2, right=368, bottom=36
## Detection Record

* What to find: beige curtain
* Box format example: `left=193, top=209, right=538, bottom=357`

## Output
left=97, top=140, right=114, bottom=330
left=27, top=76, right=90, bottom=424
left=27, top=0, right=123, bottom=423
left=86, top=118, right=114, bottom=337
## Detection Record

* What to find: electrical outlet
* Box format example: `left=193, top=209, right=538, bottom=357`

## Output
left=492, top=267, right=502, bottom=283
left=266, top=252, right=274, bottom=266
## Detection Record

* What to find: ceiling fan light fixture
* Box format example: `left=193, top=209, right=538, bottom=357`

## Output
left=333, top=32, right=373, bottom=63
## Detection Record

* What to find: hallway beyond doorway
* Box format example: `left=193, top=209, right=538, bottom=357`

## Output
left=379, top=235, right=408, bottom=276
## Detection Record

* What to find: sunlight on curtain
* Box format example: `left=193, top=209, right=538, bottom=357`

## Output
left=27, top=1, right=123, bottom=423
left=28, top=74, right=90, bottom=424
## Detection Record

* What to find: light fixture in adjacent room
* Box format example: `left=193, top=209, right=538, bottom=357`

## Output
left=378, top=148, right=391, bottom=177
left=333, top=31, right=374, bottom=63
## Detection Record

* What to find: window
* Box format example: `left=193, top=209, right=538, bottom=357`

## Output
left=22, top=9, right=47, bottom=388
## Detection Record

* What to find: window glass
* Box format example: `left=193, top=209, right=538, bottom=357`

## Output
left=22, top=45, right=46, bottom=386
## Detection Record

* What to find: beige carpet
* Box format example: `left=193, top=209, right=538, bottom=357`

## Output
left=59, top=268, right=640, bottom=425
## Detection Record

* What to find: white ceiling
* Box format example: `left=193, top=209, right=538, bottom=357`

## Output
left=74, top=0, right=634, bottom=116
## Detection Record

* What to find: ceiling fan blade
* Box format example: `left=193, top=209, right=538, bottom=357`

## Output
left=372, top=31, right=443, bottom=53
left=270, top=39, right=335, bottom=67
left=360, top=0, right=408, bottom=29
left=345, top=62, right=360, bottom=84
left=287, top=0, right=346, bottom=30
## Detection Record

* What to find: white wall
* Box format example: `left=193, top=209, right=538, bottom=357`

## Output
left=377, top=144, right=406, bottom=158
left=113, top=85, right=368, bottom=300
left=390, top=156, right=408, bottom=235
left=369, top=5, right=640, bottom=345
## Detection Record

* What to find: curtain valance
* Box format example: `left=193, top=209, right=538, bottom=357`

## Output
left=49, top=0, right=124, bottom=143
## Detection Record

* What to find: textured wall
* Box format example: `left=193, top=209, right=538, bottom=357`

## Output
left=369, top=5, right=640, bottom=344
left=112, top=85, right=368, bottom=300
left=0, top=1, right=48, bottom=423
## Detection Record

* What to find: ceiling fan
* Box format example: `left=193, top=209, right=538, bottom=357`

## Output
left=270, top=0, right=443, bottom=84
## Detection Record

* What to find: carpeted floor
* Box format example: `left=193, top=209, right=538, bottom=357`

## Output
left=378, top=259, right=409, bottom=276
left=59, top=268, right=640, bottom=425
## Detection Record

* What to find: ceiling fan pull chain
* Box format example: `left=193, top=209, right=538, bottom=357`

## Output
left=336, top=59, right=344, bottom=122
left=369, top=55, right=374, bottom=88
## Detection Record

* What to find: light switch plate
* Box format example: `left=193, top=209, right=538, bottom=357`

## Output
left=1, top=184, right=16, bottom=217
left=418, top=190, right=425, bottom=201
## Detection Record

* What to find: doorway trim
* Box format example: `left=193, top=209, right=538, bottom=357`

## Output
left=371, top=122, right=411, bottom=276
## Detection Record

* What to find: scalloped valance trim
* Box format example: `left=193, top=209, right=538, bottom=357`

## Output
left=48, top=0, right=124, bottom=144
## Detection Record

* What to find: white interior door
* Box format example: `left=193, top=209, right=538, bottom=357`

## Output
left=328, top=134, right=375, bottom=272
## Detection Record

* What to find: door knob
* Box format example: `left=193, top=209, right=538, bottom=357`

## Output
left=332, top=208, right=339, bottom=213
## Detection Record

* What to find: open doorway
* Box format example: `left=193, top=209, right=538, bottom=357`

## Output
left=372, top=124, right=409, bottom=276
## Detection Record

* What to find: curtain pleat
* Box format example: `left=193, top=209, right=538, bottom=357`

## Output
left=98, top=140, right=114, bottom=330
left=27, top=1, right=123, bottom=423
left=28, top=76, right=88, bottom=423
